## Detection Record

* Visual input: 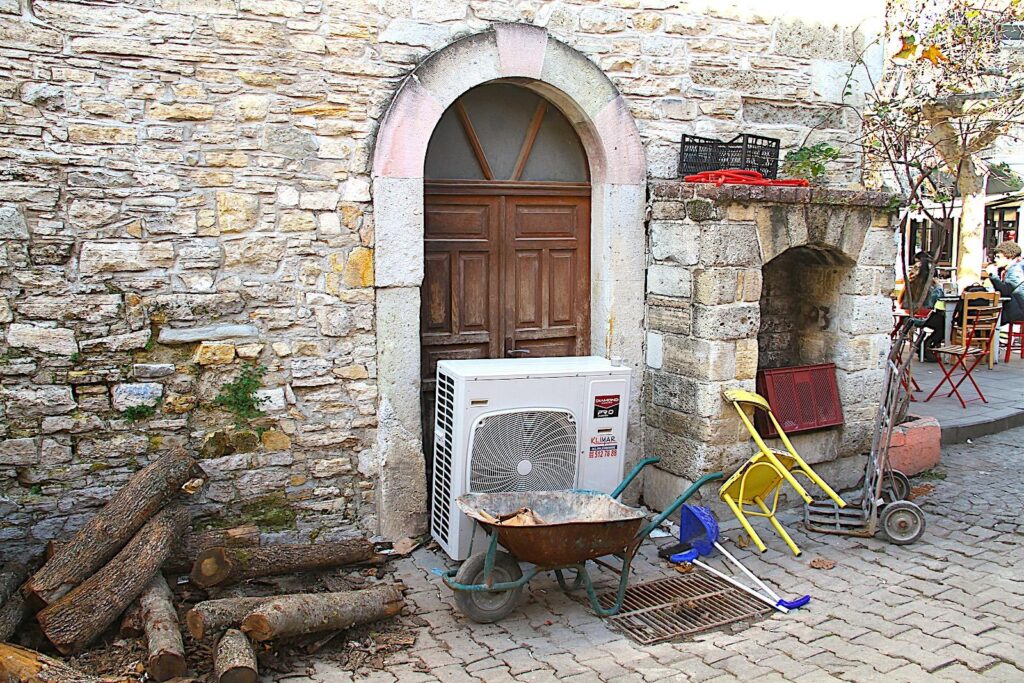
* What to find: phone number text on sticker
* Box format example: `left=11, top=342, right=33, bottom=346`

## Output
left=589, top=445, right=617, bottom=459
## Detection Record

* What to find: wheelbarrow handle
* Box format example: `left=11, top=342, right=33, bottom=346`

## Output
left=611, top=457, right=661, bottom=499
left=637, top=471, right=724, bottom=541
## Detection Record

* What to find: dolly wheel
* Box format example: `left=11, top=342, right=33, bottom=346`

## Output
left=882, top=470, right=912, bottom=503
left=453, top=551, right=524, bottom=623
left=881, top=501, right=926, bottom=545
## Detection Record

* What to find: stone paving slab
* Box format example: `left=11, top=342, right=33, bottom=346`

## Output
left=279, top=428, right=1024, bottom=682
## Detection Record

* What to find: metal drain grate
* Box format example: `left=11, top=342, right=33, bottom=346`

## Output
left=593, top=570, right=774, bottom=645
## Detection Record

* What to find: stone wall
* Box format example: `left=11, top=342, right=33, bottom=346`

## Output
left=643, top=182, right=897, bottom=509
left=0, top=0, right=882, bottom=558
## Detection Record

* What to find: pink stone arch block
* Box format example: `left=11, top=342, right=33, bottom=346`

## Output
left=495, top=23, right=547, bottom=79
left=594, top=96, right=645, bottom=185
left=373, top=79, right=445, bottom=179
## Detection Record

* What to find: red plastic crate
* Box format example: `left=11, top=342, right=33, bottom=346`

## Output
left=754, top=363, right=844, bottom=439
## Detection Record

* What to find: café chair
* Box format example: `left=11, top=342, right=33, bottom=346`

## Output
left=1004, top=320, right=1024, bottom=362
left=951, top=291, right=1001, bottom=368
left=926, top=304, right=1001, bottom=408
left=720, top=389, right=847, bottom=557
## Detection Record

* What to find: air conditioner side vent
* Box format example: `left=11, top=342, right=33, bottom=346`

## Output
left=430, top=371, right=456, bottom=544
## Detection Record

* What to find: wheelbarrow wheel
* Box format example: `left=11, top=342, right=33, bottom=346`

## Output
left=453, top=551, right=524, bottom=623
left=881, top=470, right=912, bottom=503
left=881, top=501, right=925, bottom=545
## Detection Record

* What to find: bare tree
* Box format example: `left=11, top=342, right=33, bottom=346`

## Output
left=861, top=0, right=1024, bottom=286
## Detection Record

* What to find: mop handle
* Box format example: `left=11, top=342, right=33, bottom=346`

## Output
left=691, top=559, right=789, bottom=614
left=714, top=541, right=782, bottom=602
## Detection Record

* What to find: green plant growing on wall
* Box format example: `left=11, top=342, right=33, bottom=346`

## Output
left=122, top=404, right=157, bottom=422
left=214, top=363, right=269, bottom=428
left=782, top=144, right=842, bottom=184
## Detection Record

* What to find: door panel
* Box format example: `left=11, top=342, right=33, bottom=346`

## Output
left=513, top=250, right=543, bottom=328
left=505, top=195, right=590, bottom=358
left=420, top=191, right=590, bottom=466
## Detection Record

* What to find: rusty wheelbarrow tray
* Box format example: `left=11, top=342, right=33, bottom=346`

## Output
left=437, top=457, right=723, bottom=623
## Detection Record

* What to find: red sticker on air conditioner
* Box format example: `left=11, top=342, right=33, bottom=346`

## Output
left=594, top=395, right=620, bottom=418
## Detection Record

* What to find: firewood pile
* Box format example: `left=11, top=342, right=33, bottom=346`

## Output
left=0, top=447, right=410, bottom=682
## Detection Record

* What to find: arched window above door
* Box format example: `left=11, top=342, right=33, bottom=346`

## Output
left=424, top=83, right=589, bottom=183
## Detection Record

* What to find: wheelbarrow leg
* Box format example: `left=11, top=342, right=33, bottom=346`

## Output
left=554, top=568, right=585, bottom=592
left=577, top=553, right=637, bottom=617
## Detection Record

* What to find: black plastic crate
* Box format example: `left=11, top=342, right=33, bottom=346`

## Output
left=679, top=133, right=780, bottom=179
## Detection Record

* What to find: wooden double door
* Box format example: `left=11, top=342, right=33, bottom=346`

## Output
left=420, top=186, right=591, bottom=439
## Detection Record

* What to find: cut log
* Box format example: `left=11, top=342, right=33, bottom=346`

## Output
left=0, top=591, right=27, bottom=644
left=140, top=574, right=186, bottom=682
left=163, top=525, right=260, bottom=574
left=0, top=590, right=27, bottom=645
left=24, top=448, right=204, bottom=608
left=0, top=642, right=106, bottom=682
left=118, top=600, right=144, bottom=639
left=190, top=539, right=374, bottom=588
left=240, top=585, right=405, bottom=641
left=37, top=504, right=190, bottom=655
left=0, top=561, right=34, bottom=643
left=185, top=597, right=272, bottom=641
left=213, top=629, right=258, bottom=683
left=0, top=561, right=28, bottom=608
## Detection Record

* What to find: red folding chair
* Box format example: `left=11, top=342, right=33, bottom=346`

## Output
left=1004, top=320, right=1024, bottom=362
left=925, top=304, right=1001, bottom=408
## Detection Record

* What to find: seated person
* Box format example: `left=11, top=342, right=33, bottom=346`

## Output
left=985, top=240, right=1024, bottom=324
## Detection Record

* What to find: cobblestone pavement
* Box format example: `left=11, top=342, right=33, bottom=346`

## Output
left=284, top=428, right=1024, bottom=682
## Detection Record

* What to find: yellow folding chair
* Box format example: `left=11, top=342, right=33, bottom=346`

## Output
left=720, top=389, right=846, bottom=556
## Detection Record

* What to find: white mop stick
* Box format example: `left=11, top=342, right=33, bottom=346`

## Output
left=690, top=559, right=789, bottom=613
left=713, top=541, right=783, bottom=604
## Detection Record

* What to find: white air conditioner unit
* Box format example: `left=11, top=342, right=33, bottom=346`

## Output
left=431, top=356, right=632, bottom=560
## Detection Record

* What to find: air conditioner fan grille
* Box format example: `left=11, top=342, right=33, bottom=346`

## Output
left=470, top=410, right=578, bottom=493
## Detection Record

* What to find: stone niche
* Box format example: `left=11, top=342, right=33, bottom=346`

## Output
left=643, top=182, right=897, bottom=510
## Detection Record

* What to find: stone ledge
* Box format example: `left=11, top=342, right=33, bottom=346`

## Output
left=650, top=181, right=896, bottom=208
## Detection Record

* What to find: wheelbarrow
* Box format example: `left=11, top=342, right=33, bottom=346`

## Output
left=437, top=457, right=723, bottom=623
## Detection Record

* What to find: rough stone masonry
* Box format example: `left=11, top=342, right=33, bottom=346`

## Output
left=0, top=0, right=881, bottom=558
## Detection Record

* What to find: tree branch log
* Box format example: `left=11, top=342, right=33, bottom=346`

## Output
left=140, top=574, right=186, bottom=681
left=0, top=642, right=107, bottom=683
left=214, top=629, right=258, bottom=683
left=24, top=448, right=204, bottom=608
left=240, top=586, right=404, bottom=641
left=190, top=539, right=374, bottom=588
left=163, top=525, right=260, bottom=574
left=0, top=560, right=32, bottom=642
left=185, top=597, right=272, bottom=641
left=37, top=504, right=190, bottom=655
left=118, top=601, right=144, bottom=639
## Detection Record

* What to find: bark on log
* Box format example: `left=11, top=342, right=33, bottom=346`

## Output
left=24, top=448, right=204, bottom=607
left=0, top=642, right=106, bottom=683
left=240, top=586, right=404, bottom=641
left=190, top=539, right=374, bottom=588
left=163, top=525, right=260, bottom=574
left=0, top=562, right=28, bottom=608
left=118, top=601, right=144, bottom=639
left=0, top=591, right=27, bottom=645
left=185, top=597, right=272, bottom=641
left=213, top=629, right=258, bottom=683
left=140, top=574, right=186, bottom=682
left=0, top=561, right=32, bottom=643
left=37, top=504, right=190, bottom=655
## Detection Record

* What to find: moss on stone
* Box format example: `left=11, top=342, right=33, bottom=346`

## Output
left=194, top=492, right=297, bottom=533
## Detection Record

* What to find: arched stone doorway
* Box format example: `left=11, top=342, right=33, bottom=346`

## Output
left=371, top=24, right=646, bottom=539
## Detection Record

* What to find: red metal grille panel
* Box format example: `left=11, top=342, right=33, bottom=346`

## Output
left=755, top=363, right=844, bottom=438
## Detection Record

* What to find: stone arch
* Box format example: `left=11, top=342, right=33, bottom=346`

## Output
left=371, top=24, right=647, bottom=539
